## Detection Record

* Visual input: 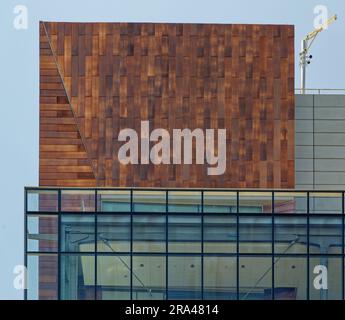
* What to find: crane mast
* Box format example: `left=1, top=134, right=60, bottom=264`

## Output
left=300, top=14, right=337, bottom=94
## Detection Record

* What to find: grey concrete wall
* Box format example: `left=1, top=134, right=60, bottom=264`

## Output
left=295, top=94, right=345, bottom=190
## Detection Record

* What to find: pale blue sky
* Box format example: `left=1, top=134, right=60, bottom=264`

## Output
left=0, top=0, right=344, bottom=299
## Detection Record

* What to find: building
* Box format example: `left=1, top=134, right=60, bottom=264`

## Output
left=25, top=21, right=345, bottom=300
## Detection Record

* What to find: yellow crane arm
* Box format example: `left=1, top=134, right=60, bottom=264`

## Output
left=305, top=14, right=337, bottom=41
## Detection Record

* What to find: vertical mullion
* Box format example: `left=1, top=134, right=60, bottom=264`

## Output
left=58, top=189, right=61, bottom=300
left=165, top=190, right=169, bottom=300
left=24, top=189, right=28, bottom=301
left=272, top=191, right=275, bottom=300
left=201, top=191, right=204, bottom=300
left=236, top=190, right=239, bottom=300
left=94, top=190, right=97, bottom=300
left=130, top=189, right=133, bottom=300
left=307, top=191, right=310, bottom=300
left=341, top=191, right=345, bottom=300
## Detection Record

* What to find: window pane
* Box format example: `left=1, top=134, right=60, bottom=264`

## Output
left=239, top=217, right=272, bottom=253
left=132, top=256, right=166, bottom=300
left=239, top=256, right=272, bottom=300
left=309, top=192, right=342, bottom=214
left=61, top=215, right=95, bottom=252
left=310, top=257, right=342, bottom=300
left=309, top=217, right=342, bottom=254
left=168, top=256, right=201, bottom=299
left=97, top=215, right=130, bottom=252
left=274, top=256, right=307, bottom=300
left=168, top=191, right=201, bottom=213
left=274, top=192, right=307, bottom=213
left=239, top=192, right=272, bottom=213
left=204, top=216, right=236, bottom=253
left=27, top=215, right=58, bottom=252
left=27, top=190, right=58, bottom=212
left=203, top=191, right=237, bottom=213
left=133, top=191, right=166, bottom=212
left=61, top=190, right=95, bottom=212
left=133, top=215, right=165, bottom=252
left=204, top=257, right=237, bottom=300
left=168, top=215, right=201, bottom=253
left=96, top=255, right=130, bottom=300
left=27, top=254, right=58, bottom=300
left=97, top=190, right=130, bottom=212
left=61, top=255, right=95, bottom=300
left=274, top=217, right=307, bottom=254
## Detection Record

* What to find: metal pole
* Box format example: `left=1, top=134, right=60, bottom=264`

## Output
left=300, top=39, right=307, bottom=94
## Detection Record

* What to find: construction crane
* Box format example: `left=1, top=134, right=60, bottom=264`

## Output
left=300, top=14, right=337, bottom=94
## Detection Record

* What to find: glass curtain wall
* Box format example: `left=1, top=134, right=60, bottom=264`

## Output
left=25, top=188, right=345, bottom=300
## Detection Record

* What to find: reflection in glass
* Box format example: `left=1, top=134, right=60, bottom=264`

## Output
left=168, top=256, right=201, bottom=299
left=204, top=216, right=236, bottom=253
left=132, top=256, right=166, bottom=300
left=61, top=254, right=95, bottom=300
left=203, top=191, right=237, bottom=213
left=133, top=215, right=165, bottom=252
left=274, top=192, right=307, bottom=213
left=309, top=217, right=342, bottom=254
left=97, top=190, right=131, bottom=212
left=204, top=257, right=237, bottom=299
left=309, top=192, right=342, bottom=214
left=27, top=190, right=58, bottom=212
left=168, top=215, right=201, bottom=253
left=97, top=215, right=130, bottom=252
left=239, top=257, right=272, bottom=300
left=27, top=215, right=58, bottom=252
left=239, top=192, right=271, bottom=213
left=274, top=256, right=307, bottom=300
left=61, top=215, right=95, bottom=252
left=133, top=191, right=166, bottom=212
left=239, top=217, right=272, bottom=253
left=27, top=254, right=58, bottom=300
left=61, top=190, right=95, bottom=212
left=168, top=191, right=201, bottom=213
left=274, top=217, right=307, bottom=254
left=96, top=255, right=130, bottom=300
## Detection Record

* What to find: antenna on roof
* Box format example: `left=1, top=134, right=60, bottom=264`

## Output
left=300, top=14, right=337, bottom=94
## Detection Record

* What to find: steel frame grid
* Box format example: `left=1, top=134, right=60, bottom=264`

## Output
left=24, top=187, right=345, bottom=300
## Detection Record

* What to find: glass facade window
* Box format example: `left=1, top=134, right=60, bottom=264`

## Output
left=60, top=215, right=95, bottom=252
left=168, top=191, right=201, bottom=213
left=168, top=256, right=202, bottom=299
left=132, top=255, right=166, bottom=300
left=27, top=254, right=58, bottom=300
left=60, top=254, right=95, bottom=300
left=25, top=188, right=345, bottom=300
left=168, top=215, right=201, bottom=253
left=97, top=215, right=131, bottom=252
left=274, top=216, right=307, bottom=254
left=97, top=255, right=131, bottom=300
left=204, top=215, right=236, bottom=253
left=239, top=256, right=272, bottom=300
left=274, top=192, right=307, bottom=214
left=27, top=189, right=58, bottom=212
left=97, top=190, right=131, bottom=212
left=239, top=216, right=272, bottom=254
left=274, top=256, right=307, bottom=300
left=133, top=215, right=165, bottom=252
left=204, top=257, right=237, bottom=300
left=61, top=190, right=95, bottom=212
left=27, top=214, right=58, bottom=252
